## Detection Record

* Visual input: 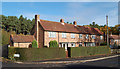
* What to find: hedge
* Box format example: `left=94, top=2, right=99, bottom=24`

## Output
left=8, top=47, right=66, bottom=61
left=70, top=46, right=111, bottom=57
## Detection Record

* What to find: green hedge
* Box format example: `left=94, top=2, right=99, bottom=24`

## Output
left=70, top=46, right=111, bottom=57
left=8, top=47, right=66, bottom=61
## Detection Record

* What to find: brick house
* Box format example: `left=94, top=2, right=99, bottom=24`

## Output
left=10, top=34, right=35, bottom=48
left=31, top=15, right=104, bottom=48
left=109, top=34, right=120, bottom=46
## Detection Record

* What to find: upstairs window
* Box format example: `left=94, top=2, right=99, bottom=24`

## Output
left=49, top=32, right=56, bottom=38
left=71, top=33, right=75, bottom=38
left=100, top=36, right=103, bottom=40
left=62, top=33, right=66, bottom=38
left=79, top=34, right=82, bottom=39
left=86, top=34, right=89, bottom=39
left=92, top=35, right=96, bottom=39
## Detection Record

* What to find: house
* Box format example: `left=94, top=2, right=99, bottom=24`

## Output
left=30, top=15, right=104, bottom=48
left=109, top=34, right=120, bottom=46
left=10, top=34, right=35, bottom=48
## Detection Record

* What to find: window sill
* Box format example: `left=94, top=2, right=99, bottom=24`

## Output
left=62, top=37, right=67, bottom=39
left=49, top=37, right=56, bottom=38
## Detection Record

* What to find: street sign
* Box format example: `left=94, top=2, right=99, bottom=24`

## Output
left=14, top=54, right=20, bottom=57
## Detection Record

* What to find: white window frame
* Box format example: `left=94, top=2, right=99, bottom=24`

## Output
left=86, top=34, right=89, bottom=39
left=79, top=42, right=82, bottom=47
left=100, top=36, right=103, bottom=40
left=71, top=33, right=75, bottom=38
left=92, top=35, right=96, bottom=39
left=62, top=33, right=66, bottom=38
left=49, top=32, right=56, bottom=38
left=79, top=34, right=82, bottom=39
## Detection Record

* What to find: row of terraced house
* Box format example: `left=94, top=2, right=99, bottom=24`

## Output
left=10, top=15, right=104, bottom=48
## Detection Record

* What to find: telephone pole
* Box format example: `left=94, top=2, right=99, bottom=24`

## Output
left=106, top=15, right=109, bottom=46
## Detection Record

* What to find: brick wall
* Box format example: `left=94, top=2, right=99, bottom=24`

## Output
left=44, top=31, right=103, bottom=47
left=38, top=23, right=44, bottom=48
left=13, top=42, right=32, bottom=48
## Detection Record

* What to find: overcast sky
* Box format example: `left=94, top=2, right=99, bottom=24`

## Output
left=1, top=1, right=119, bottom=26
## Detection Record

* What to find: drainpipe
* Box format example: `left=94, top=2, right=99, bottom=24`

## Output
left=58, top=32, right=59, bottom=47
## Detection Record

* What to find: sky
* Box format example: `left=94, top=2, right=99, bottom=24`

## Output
left=1, top=1, right=119, bottom=26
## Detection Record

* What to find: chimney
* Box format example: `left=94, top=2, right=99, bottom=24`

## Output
left=73, top=21, right=77, bottom=26
left=35, top=15, right=40, bottom=48
left=60, top=19, right=64, bottom=23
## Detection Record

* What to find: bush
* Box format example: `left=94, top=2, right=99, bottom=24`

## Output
left=49, top=40, right=58, bottom=47
left=70, top=46, right=110, bottom=57
left=8, top=47, right=66, bottom=61
left=32, top=40, right=38, bottom=48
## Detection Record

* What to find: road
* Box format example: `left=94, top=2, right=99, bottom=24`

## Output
left=1, top=55, right=119, bottom=69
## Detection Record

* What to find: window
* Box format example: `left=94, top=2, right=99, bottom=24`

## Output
left=92, top=43, right=95, bottom=46
left=100, top=36, right=103, bottom=40
left=79, top=43, right=82, bottom=47
left=92, top=35, right=95, bottom=39
left=49, top=32, right=56, bottom=38
left=62, top=33, right=66, bottom=38
left=71, top=33, right=75, bottom=38
left=86, top=34, right=89, bottom=39
left=71, top=43, right=76, bottom=47
left=79, top=34, right=82, bottom=39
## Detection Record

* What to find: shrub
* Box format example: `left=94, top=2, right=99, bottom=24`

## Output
left=32, top=40, right=38, bottom=48
left=49, top=40, right=58, bottom=47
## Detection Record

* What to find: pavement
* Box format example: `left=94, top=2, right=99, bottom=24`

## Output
left=14, top=54, right=119, bottom=64
left=0, top=54, right=119, bottom=69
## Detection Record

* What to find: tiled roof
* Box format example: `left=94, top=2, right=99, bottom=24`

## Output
left=39, top=19, right=103, bottom=35
left=11, top=34, right=35, bottom=42
left=109, top=35, right=120, bottom=39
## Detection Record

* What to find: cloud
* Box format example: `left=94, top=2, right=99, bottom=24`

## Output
left=2, top=0, right=120, bottom=2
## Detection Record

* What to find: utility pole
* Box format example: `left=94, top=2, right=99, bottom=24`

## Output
left=106, top=15, right=109, bottom=46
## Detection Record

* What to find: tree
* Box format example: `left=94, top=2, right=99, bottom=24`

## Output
left=1, top=29, right=16, bottom=46
left=100, top=26, right=111, bottom=35
left=32, top=40, right=38, bottom=48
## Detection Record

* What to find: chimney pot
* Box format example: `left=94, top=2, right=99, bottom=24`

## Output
left=60, top=19, right=64, bottom=23
left=73, top=21, right=77, bottom=25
